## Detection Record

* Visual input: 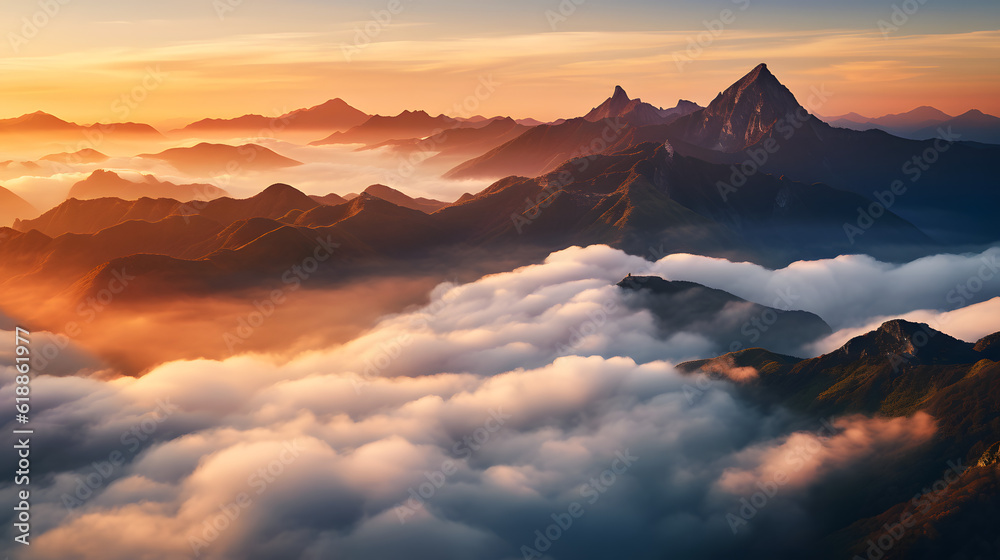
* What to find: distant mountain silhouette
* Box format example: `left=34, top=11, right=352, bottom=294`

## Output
left=516, top=117, right=565, bottom=127
left=311, top=110, right=464, bottom=146
left=279, top=99, right=370, bottom=130
left=618, top=275, right=831, bottom=355
left=447, top=93, right=699, bottom=179
left=175, top=98, right=369, bottom=136
left=911, top=109, right=1000, bottom=144
left=308, top=186, right=447, bottom=212
left=40, top=148, right=109, bottom=164
left=14, top=183, right=318, bottom=237
left=0, top=111, right=163, bottom=141
left=15, top=197, right=200, bottom=237
left=362, top=184, right=447, bottom=213
left=823, top=106, right=1000, bottom=144
left=2, top=159, right=930, bottom=302
left=310, top=193, right=349, bottom=206
left=0, top=186, right=38, bottom=226
left=138, top=143, right=303, bottom=175
left=360, top=117, right=532, bottom=166
left=0, top=183, right=458, bottom=301
left=439, top=141, right=932, bottom=265
left=824, top=105, right=952, bottom=136
left=445, top=117, right=629, bottom=179
left=584, top=86, right=700, bottom=126
left=67, top=170, right=227, bottom=202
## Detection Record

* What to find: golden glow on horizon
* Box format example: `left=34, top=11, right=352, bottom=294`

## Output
left=1, top=29, right=998, bottom=126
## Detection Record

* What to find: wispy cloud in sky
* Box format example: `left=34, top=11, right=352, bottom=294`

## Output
left=1, top=25, right=997, bottom=125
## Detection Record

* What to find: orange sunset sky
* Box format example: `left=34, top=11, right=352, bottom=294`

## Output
left=0, top=0, right=997, bottom=126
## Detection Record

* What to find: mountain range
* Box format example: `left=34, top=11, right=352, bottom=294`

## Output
left=5, top=62, right=997, bottom=302
left=679, top=318, right=1000, bottom=559
left=1, top=60, right=998, bottom=560
left=1, top=140, right=932, bottom=303
left=444, top=64, right=1000, bottom=245
left=0, top=111, right=163, bottom=139
left=358, top=117, right=533, bottom=169
left=311, top=110, right=470, bottom=146
left=445, top=89, right=700, bottom=179
left=618, top=275, right=831, bottom=355
left=822, top=106, right=1000, bottom=144
left=174, top=98, right=370, bottom=137
left=67, top=169, right=228, bottom=201
left=138, top=142, right=303, bottom=175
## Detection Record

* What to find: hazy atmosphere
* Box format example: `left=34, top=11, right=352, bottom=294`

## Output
left=1, top=1, right=999, bottom=559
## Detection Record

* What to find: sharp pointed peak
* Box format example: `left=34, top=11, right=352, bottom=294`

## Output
left=836, top=318, right=978, bottom=364
left=739, top=63, right=780, bottom=85
left=613, top=85, right=629, bottom=99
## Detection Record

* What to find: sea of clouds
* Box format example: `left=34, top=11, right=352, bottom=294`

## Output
left=1, top=244, right=999, bottom=559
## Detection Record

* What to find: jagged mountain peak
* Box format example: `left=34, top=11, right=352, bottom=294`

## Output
left=712, top=62, right=800, bottom=116
left=836, top=319, right=978, bottom=365
left=585, top=85, right=637, bottom=122
left=669, top=62, right=809, bottom=153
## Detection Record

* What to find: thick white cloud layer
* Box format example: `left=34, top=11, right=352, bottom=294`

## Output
left=0, top=244, right=997, bottom=559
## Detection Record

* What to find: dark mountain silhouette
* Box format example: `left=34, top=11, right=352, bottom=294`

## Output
left=628, top=64, right=1000, bottom=244
left=278, top=98, right=370, bottom=131
left=308, top=186, right=448, bottom=212
left=67, top=170, right=227, bottom=202
left=864, top=106, right=952, bottom=128
left=310, top=110, right=463, bottom=146
left=138, top=143, right=303, bottom=175
left=974, top=331, right=1000, bottom=361
left=668, top=63, right=805, bottom=152
left=516, top=117, right=566, bottom=127
left=584, top=86, right=700, bottom=126
left=194, top=183, right=321, bottom=224
left=14, top=197, right=196, bottom=237
left=439, top=141, right=932, bottom=265
left=618, top=275, right=831, bottom=356
left=0, top=111, right=163, bottom=140
left=2, top=155, right=930, bottom=302
left=310, top=193, right=349, bottom=206
left=911, top=109, right=1000, bottom=144
left=40, top=148, right=109, bottom=165
left=360, top=117, right=532, bottom=165
left=446, top=93, right=699, bottom=179
left=823, top=111, right=869, bottom=125
left=0, top=183, right=459, bottom=302
left=295, top=192, right=446, bottom=251
left=824, top=106, right=952, bottom=136
left=361, top=184, right=447, bottom=213
left=14, top=183, right=318, bottom=237
left=679, top=319, right=1000, bottom=560
left=0, top=111, right=79, bottom=134
left=680, top=319, right=991, bottom=415
left=444, top=117, right=629, bottom=179
left=824, top=106, right=1000, bottom=144
left=175, top=98, right=370, bottom=136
